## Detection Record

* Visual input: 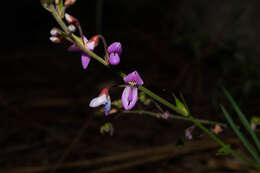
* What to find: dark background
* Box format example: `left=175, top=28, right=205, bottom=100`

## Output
left=1, top=0, right=260, bottom=172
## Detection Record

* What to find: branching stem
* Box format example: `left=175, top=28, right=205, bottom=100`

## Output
left=47, top=4, right=260, bottom=170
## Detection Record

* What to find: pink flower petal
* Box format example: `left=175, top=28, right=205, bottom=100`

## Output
left=123, top=71, right=143, bottom=86
left=121, top=86, right=138, bottom=110
left=68, top=44, right=81, bottom=52
left=109, top=53, right=120, bottom=65
left=107, top=42, right=122, bottom=55
left=81, top=54, right=91, bottom=69
left=68, top=37, right=88, bottom=52
left=89, top=95, right=107, bottom=107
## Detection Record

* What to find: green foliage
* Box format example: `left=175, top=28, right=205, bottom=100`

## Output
left=221, top=88, right=260, bottom=163
left=173, top=94, right=189, bottom=116
left=111, top=99, right=122, bottom=109
left=100, top=122, right=113, bottom=134
left=139, top=91, right=151, bottom=106
left=58, top=0, right=65, bottom=18
left=40, top=0, right=54, bottom=11
left=217, top=145, right=231, bottom=156
left=251, top=116, right=260, bottom=126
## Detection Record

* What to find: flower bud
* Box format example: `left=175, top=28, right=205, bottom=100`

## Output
left=65, top=13, right=74, bottom=23
left=50, top=28, right=60, bottom=36
left=64, top=0, right=76, bottom=7
left=55, top=0, right=59, bottom=5
left=41, top=0, right=54, bottom=10
left=68, top=24, right=76, bottom=32
left=49, top=36, right=61, bottom=43
left=109, top=53, right=120, bottom=65
left=107, top=42, right=122, bottom=66
left=88, top=35, right=99, bottom=48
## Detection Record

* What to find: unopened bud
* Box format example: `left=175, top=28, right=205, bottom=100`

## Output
left=65, top=13, right=79, bottom=27
left=185, top=125, right=195, bottom=140
left=64, top=0, right=77, bottom=7
left=55, top=0, right=59, bottom=5
left=41, top=0, right=54, bottom=10
left=50, top=36, right=61, bottom=43
left=88, top=35, right=100, bottom=48
left=68, top=24, right=76, bottom=32
left=65, top=13, right=74, bottom=23
left=50, top=28, right=60, bottom=36
left=41, top=0, right=50, bottom=4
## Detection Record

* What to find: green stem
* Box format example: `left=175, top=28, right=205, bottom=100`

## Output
left=50, top=4, right=69, bottom=33
left=188, top=115, right=260, bottom=170
left=138, top=86, right=184, bottom=115
left=47, top=4, right=260, bottom=170
left=72, top=35, right=108, bottom=66
left=221, top=105, right=260, bottom=163
left=49, top=5, right=108, bottom=66
left=123, top=110, right=227, bottom=127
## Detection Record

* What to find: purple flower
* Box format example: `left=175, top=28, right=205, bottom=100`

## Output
left=121, top=71, right=143, bottom=110
left=89, top=88, right=111, bottom=116
left=185, top=125, right=196, bottom=140
left=68, top=37, right=96, bottom=69
left=107, top=42, right=122, bottom=65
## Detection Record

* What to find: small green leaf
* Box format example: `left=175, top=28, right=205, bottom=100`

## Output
left=251, top=116, right=260, bottom=125
left=59, top=0, right=63, bottom=10
left=112, top=99, right=122, bottom=109
left=58, top=0, right=65, bottom=18
left=217, top=145, right=231, bottom=155
left=139, top=91, right=151, bottom=106
left=179, top=92, right=190, bottom=113
left=221, top=104, right=260, bottom=162
left=40, top=0, right=54, bottom=10
left=72, top=34, right=84, bottom=44
left=173, top=94, right=189, bottom=116
left=222, top=87, right=260, bottom=156
left=100, top=122, right=113, bottom=134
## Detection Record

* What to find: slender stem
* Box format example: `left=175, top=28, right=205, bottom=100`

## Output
left=47, top=4, right=260, bottom=170
left=72, top=35, right=108, bottom=66
left=222, top=88, right=260, bottom=154
left=124, top=110, right=260, bottom=169
left=138, top=86, right=185, bottom=115
left=123, top=110, right=227, bottom=127
left=221, top=105, right=260, bottom=163
left=50, top=4, right=69, bottom=33
left=188, top=115, right=260, bottom=170
left=50, top=5, right=108, bottom=66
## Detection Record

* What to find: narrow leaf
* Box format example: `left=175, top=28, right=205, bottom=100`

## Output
left=222, top=88, right=260, bottom=154
left=173, top=94, right=189, bottom=116
left=217, top=145, right=231, bottom=155
left=221, top=105, right=260, bottom=162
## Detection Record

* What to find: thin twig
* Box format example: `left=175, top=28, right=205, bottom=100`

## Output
left=123, top=110, right=228, bottom=128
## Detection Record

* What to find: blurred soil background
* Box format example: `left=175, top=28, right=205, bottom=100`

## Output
left=1, top=0, right=260, bottom=172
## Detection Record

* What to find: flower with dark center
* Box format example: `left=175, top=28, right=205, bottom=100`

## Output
left=107, top=42, right=122, bottom=65
left=121, top=71, right=143, bottom=110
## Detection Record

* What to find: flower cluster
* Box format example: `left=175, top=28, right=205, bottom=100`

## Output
left=89, top=70, right=144, bottom=115
left=68, top=36, right=96, bottom=69
left=68, top=38, right=122, bottom=69
left=44, top=0, right=144, bottom=116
